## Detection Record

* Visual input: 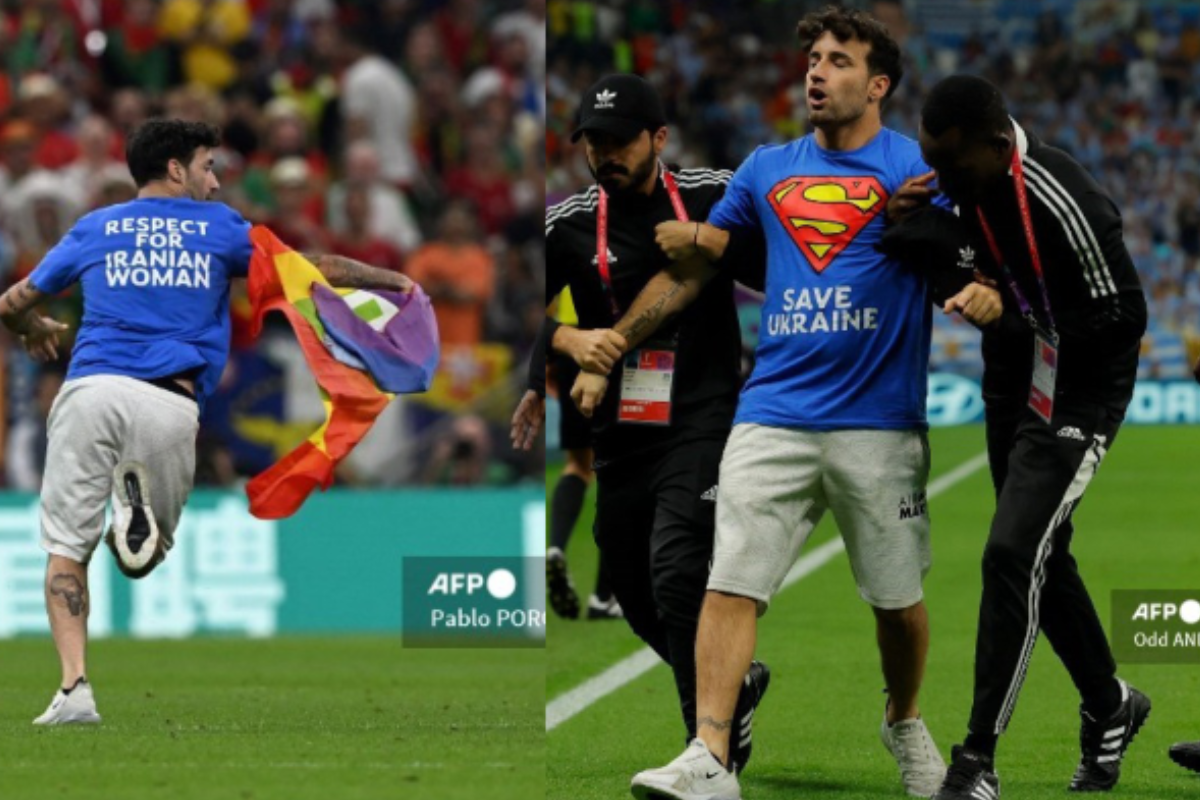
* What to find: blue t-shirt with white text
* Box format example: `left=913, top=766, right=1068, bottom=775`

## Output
left=29, top=197, right=253, bottom=410
left=709, top=127, right=945, bottom=430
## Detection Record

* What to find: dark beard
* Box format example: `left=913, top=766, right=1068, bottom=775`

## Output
left=591, top=151, right=657, bottom=196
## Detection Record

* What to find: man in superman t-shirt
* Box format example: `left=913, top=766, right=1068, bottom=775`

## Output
left=613, top=8, right=1006, bottom=800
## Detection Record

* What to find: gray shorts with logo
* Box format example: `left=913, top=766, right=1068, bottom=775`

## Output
left=41, top=375, right=199, bottom=563
left=709, top=423, right=932, bottom=611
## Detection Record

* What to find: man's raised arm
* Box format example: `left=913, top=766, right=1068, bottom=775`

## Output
left=300, top=252, right=415, bottom=294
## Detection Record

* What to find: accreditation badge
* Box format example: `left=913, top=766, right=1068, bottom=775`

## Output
left=1029, top=331, right=1058, bottom=424
left=617, top=347, right=676, bottom=425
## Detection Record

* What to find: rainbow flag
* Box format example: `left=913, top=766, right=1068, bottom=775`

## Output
left=245, top=226, right=438, bottom=519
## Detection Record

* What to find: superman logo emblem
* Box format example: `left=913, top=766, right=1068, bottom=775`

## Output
left=766, top=176, right=888, bottom=272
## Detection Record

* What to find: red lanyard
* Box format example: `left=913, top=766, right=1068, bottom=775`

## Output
left=596, top=164, right=689, bottom=319
left=976, top=149, right=1056, bottom=336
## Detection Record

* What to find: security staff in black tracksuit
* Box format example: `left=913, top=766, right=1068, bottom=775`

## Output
left=882, top=75, right=1151, bottom=799
left=544, top=74, right=768, bottom=769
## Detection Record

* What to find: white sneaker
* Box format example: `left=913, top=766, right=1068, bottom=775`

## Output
left=880, top=713, right=947, bottom=797
left=33, top=680, right=102, bottom=725
left=631, top=739, right=741, bottom=800
left=104, top=461, right=164, bottom=579
left=586, top=593, right=624, bottom=620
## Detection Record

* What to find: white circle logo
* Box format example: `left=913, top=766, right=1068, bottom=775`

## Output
left=1180, top=599, right=1200, bottom=625
left=487, top=569, right=517, bottom=600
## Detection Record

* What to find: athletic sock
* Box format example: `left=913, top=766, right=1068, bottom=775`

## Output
left=1081, top=678, right=1123, bottom=721
left=549, top=473, right=587, bottom=551
left=964, top=731, right=998, bottom=760
left=62, top=677, right=86, bottom=695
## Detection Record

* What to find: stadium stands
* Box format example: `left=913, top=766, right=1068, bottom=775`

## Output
left=546, top=0, right=1200, bottom=386
left=0, top=0, right=546, bottom=489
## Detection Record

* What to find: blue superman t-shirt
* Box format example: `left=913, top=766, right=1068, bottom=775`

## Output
left=28, top=197, right=252, bottom=410
left=709, top=128, right=945, bottom=430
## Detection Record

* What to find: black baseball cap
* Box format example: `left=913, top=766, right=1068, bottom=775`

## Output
left=570, top=74, right=667, bottom=144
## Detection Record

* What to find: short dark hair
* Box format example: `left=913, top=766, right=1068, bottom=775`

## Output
left=125, top=119, right=222, bottom=187
left=922, top=75, right=1010, bottom=141
left=797, top=6, right=903, bottom=100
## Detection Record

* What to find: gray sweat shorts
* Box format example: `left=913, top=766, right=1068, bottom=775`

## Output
left=40, top=375, right=199, bottom=563
left=708, top=423, right=932, bottom=611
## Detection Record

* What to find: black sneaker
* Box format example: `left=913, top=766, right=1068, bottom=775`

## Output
left=104, top=461, right=164, bottom=580
left=546, top=547, right=580, bottom=619
left=933, top=745, right=1001, bottom=800
left=1169, top=741, right=1200, bottom=774
left=1070, top=679, right=1151, bottom=792
left=729, top=660, right=771, bottom=775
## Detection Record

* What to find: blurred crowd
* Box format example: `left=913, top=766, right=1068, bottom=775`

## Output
left=0, top=0, right=546, bottom=490
left=546, top=0, right=1200, bottom=382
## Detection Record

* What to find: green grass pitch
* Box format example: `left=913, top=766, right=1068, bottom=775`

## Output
left=0, top=638, right=543, bottom=800
left=546, top=425, right=1200, bottom=799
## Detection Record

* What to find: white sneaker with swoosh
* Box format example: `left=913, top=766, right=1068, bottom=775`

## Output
left=33, top=680, right=101, bottom=725
left=631, top=739, right=741, bottom=800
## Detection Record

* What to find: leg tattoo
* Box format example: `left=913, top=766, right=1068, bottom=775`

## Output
left=698, top=716, right=733, bottom=733
left=49, top=574, right=87, bottom=617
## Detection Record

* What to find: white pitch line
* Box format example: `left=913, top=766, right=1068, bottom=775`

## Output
left=546, top=449, right=990, bottom=732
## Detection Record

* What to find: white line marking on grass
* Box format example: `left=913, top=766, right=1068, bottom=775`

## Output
left=546, top=449, right=990, bottom=732
left=545, top=648, right=661, bottom=732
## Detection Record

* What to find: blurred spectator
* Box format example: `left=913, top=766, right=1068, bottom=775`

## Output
left=406, top=200, right=495, bottom=346
left=331, top=184, right=405, bottom=273
left=93, top=176, right=138, bottom=209
left=102, top=0, right=171, bottom=93
left=110, top=87, right=151, bottom=135
left=326, top=140, right=422, bottom=256
left=18, top=73, right=78, bottom=170
left=316, top=24, right=419, bottom=187
left=159, top=0, right=253, bottom=91
left=0, top=120, right=78, bottom=278
left=266, top=157, right=332, bottom=253
left=3, top=0, right=84, bottom=79
left=242, top=96, right=330, bottom=210
left=0, top=119, right=39, bottom=197
left=443, top=125, right=518, bottom=235
left=493, top=0, right=547, bottom=82
left=6, top=365, right=65, bottom=491
left=487, top=244, right=542, bottom=352
left=60, top=115, right=134, bottom=209
left=434, top=0, right=490, bottom=75
left=420, top=414, right=499, bottom=485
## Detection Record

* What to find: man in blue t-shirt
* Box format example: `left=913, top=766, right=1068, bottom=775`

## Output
left=585, top=9, right=1003, bottom=800
left=0, top=119, right=412, bottom=726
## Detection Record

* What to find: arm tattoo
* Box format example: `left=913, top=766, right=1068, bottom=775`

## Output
left=697, top=716, right=733, bottom=733
left=0, top=280, right=41, bottom=334
left=300, top=253, right=410, bottom=293
left=616, top=278, right=686, bottom=346
left=49, top=574, right=87, bottom=617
